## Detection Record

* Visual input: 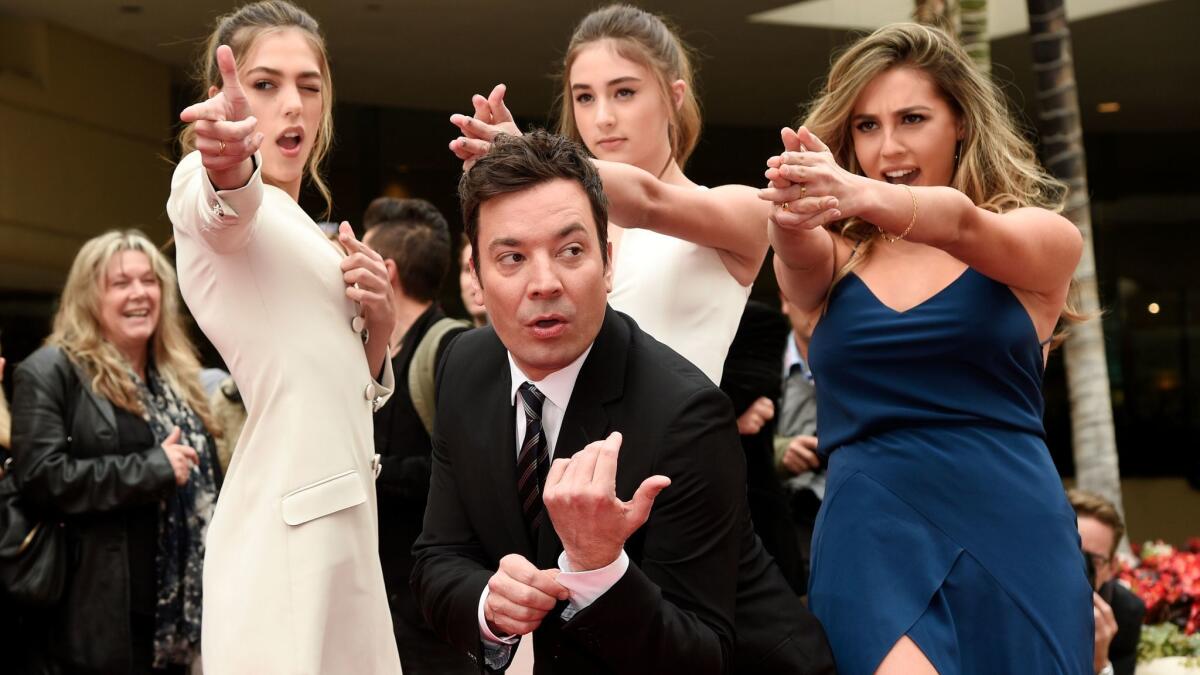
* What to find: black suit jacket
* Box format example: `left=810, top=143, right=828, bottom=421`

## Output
left=374, top=304, right=466, bottom=603
left=412, top=308, right=833, bottom=675
left=1105, top=581, right=1145, bottom=675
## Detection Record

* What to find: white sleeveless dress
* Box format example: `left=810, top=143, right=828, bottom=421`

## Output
left=608, top=222, right=751, bottom=385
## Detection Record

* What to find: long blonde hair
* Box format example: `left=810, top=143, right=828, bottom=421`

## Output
left=805, top=23, right=1067, bottom=284
left=48, top=230, right=217, bottom=433
left=556, top=4, right=703, bottom=171
left=177, top=0, right=334, bottom=217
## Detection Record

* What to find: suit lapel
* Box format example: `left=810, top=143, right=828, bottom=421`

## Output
left=480, top=350, right=535, bottom=559
left=534, top=307, right=629, bottom=569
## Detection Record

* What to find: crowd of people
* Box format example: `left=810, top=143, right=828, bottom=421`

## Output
left=0, top=1, right=1149, bottom=673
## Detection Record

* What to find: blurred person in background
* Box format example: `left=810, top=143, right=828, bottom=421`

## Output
left=11, top=230, right=220, bottom=674
left=1068, top=489, right=1145, bottom=675
left=774, top=294, right=824, bottom=588
left=0, top=354, right=9, bottom=455
left=719, top=300, right=806, bottom=594
left=0, top=349, right=18, bottom=673
left=208, top=375, right=246, bottom=474
left=361, top=196, right=473, bottom=673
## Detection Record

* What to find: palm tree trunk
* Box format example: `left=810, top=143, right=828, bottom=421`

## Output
left=959, top=0, right=990, bottom=73
left=913, top=0, right=960, bottom=38
left=914, top=0, right=991, bottom=73
left=1026, top=0, right=1124, bottom=516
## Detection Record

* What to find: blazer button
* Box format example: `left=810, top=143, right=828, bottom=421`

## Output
left=210, top=200, right=225, bottom=218
left=351, top=315, right=365, bottom=333
left=364, top=383, right=377, bottom=401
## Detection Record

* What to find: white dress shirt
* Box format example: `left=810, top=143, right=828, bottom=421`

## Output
left=477, top=345, right=631, bottom=658
left=782, top=332, right=814, bottom=383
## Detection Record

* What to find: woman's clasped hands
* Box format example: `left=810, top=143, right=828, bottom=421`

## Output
left=759, top=126, right=860, bottom=231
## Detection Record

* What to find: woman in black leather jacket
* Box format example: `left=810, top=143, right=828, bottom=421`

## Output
left=12, top=230, right=221, bottom=674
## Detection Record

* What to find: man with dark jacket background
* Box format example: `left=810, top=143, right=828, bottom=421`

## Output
left=1068, top=489, right=1146, bottom=675
left=362, top=197, right=473, bottom=673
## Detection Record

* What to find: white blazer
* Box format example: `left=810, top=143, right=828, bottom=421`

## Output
left=168, top=151, right=402, bottom=674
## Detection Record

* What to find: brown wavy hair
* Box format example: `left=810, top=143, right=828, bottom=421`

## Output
left=177, top=0, right=334, bottom=217
left=802, top=23, right=1083, bottom=330
left=48, top=230, right=217, bottom=433
left=555, top=4, right=703, bottom=172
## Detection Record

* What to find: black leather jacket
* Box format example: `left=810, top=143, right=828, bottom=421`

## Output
left=11, top=345, right=176, bottom=673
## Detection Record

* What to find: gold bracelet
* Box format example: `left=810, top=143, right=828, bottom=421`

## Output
left=878, top=184, right=917, bottom=243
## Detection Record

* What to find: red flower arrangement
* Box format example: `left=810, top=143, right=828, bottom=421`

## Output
left=1119, top=539, right=1200, bottom=636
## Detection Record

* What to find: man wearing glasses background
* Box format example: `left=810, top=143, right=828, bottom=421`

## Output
left=1067, top=489, right=1147, bottom=675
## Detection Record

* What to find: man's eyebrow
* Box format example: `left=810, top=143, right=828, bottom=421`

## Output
left=486, top=222, right=587, bottom=250
left=487, top=236, right=521, bottom=250
left=557, top=222, right=587, bottom=238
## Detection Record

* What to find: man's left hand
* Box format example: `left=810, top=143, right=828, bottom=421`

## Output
left=543, top=432, right=670, bottom=571
left=1093, top=591, right=1118, bottom=674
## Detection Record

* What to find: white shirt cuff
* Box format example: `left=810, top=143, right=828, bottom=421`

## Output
left=477, top=586, right=520, bottom=645
left=201, top=151, right=264, bottom=224
left=556, top=549, right=629, bottom=620
left=372, top=353, right=395, bottom=409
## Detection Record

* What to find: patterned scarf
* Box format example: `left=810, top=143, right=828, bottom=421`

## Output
left=133, top=364, right=219, bottom=668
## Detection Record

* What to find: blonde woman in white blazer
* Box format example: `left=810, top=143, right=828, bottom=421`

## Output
left=167, top=2, right=402, bottom=673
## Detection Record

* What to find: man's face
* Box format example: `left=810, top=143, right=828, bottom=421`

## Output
left=1078, top=515, right=1117, bottom=589
left=473, top=179, right=611, bottom=381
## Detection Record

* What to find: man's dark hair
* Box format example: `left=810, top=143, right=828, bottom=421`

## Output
left=458, top=130, right=609, bottom=276
left=1066, top=488, right=1126, bottom=558
left=363, top=197, right=451, bottom=303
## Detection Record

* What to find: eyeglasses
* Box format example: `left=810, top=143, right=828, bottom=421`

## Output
left=1085, top=550, right=1112, bottom=569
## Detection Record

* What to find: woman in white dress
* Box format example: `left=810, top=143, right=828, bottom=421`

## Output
left=453, top=5, right=827, bottom=384
left=166, top=2, right=401, bottom=673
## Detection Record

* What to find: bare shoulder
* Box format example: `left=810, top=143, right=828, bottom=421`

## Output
left=1002, top=206, right=1082, bottom=242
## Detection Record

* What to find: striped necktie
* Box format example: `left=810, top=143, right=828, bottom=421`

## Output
left=516, top=382, right=549, bottom=535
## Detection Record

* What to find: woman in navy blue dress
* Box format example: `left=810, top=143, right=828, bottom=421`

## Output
left=761, top=23, right=1093, bottom=674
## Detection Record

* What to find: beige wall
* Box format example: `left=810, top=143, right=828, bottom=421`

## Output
left=1069, top=477, right=1200, bottom=548
left=0, top=15, right=173, bottom=292
left=1120, top=478, right=1200, bottom=549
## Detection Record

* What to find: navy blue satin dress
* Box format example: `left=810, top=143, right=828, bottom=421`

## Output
left=807, top=268, right=1092, bottom=674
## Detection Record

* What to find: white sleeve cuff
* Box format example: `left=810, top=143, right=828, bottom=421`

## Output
left=556, top=550, right=629, bottom=620
left=167, top=150, right=264, bottom=254
left=201, top=151, right=264, bottom=228
left=477, top=586, right=520, bottom=645
left=370, top=353, right=395, bottom=411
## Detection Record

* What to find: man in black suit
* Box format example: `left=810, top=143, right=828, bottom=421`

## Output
left=362, top=198, right=474, bottom=673
left=411, top=131, right=833, bottom=674
left=1068, top=489, right=1146, bottom=675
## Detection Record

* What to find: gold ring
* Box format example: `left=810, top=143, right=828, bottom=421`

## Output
left=779, top=201, right=789, bottom=213
left=218, top=140, right=226, bottom=156
left=800, top=184, right=807, bottom=200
